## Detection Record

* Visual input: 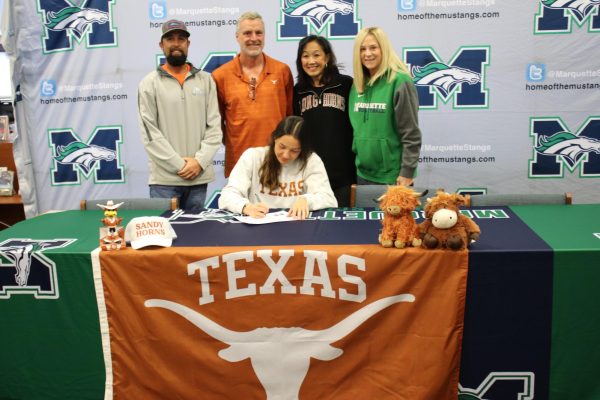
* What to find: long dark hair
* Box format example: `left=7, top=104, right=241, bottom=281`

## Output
left=259, top=116, right=312, bottom=191
left=295, top=35, right=341, bottom=88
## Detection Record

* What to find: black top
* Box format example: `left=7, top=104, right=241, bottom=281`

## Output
left=293, top=74, right=356, bottom=191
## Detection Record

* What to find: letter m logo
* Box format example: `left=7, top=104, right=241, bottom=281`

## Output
left=403, top=46, right=490, bottom=110
left=459, top=372, right=535, bottom=400
left=277, top=0, right=361, bottom=41
left=534, top=0, right=600, bottom=34
left=0, top=239, right=76, bottom=299
left=37, top=0, right=117, bottom=54
left=48, top=126, right=124, bottom=185
left=529, top=117, right=600, bottom=178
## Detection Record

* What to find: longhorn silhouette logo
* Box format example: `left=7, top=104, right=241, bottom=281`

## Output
left=145, top=294, right=415, bottom=399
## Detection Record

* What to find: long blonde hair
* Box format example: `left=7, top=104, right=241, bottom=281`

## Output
left=352, top=27, right=410, bottom=94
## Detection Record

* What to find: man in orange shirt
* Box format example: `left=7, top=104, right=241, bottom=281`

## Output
left=212, top=11, right=293, bottom=177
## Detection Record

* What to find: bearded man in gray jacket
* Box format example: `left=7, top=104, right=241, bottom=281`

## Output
left=138, top=19, right=222, bottom=210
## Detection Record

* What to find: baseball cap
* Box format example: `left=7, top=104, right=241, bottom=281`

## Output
left=161, top=19, right=190, bottom=39
left=125, top=216, right=177, bottom=249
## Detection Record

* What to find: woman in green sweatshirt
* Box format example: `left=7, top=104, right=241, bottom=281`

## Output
left=349, top=27, right=422, bottom=186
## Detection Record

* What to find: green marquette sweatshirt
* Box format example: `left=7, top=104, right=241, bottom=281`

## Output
left=349, top=71, right=422, bottom=184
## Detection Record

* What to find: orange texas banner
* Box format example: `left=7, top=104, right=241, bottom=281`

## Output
left=94, top=245, right=467, bottom=400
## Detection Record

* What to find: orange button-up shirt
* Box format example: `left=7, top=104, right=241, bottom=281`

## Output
left=212, top=53, right=293, bottom=177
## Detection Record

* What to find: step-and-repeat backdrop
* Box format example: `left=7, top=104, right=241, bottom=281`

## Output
left=2, top=0, right=599, bottom=215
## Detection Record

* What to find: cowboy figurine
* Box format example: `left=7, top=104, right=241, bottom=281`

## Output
left=97, top=200, right=126, bottom=250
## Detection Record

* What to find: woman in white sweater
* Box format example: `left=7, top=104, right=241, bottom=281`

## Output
left=218, top=116, right=337, bottom=219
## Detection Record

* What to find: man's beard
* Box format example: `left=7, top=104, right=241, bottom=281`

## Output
left=167, top=53, right=187, bottom=67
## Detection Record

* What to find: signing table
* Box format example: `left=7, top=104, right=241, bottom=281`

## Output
left=0, top=205, right=599, bottom=399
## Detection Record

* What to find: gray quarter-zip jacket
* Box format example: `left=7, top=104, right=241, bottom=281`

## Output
left=138, top=64, right=222, bottom=185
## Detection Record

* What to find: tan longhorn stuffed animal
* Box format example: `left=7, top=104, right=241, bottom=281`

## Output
left=378, top=186, right=423, bottom=248
left=419, top=191, right=481, bottom=250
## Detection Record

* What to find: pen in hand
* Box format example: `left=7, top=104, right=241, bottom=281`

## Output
left=244, top=193, right=269, bottom=218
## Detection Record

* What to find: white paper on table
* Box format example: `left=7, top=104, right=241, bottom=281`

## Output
left=234, top=210, right=296, bottom=224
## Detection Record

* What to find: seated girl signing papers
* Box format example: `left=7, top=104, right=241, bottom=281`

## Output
left=219, top=116, right=337, bottom=220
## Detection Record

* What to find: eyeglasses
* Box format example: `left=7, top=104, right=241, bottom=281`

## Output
left=248, top=77, right=256, bottom=101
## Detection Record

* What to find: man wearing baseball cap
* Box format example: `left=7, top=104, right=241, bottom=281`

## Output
left=137, top=19, right=222, bottom=211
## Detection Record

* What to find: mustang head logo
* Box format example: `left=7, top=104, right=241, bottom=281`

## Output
left=168, top=208, right=242, bottom=225
left=54, top=141, right=116, bottom=174
left=535, top=131, right=600, bottom=168
left=146, top=294, right=415, bottom=399
left=185, top=209, right=240, bottom=223
left=45, top=6, right=109, bottom=40
left=0, top=243, right=38, bottom=286
left=0, top=239, right=73, bottom=294
left=0, top=241, right=67, bottom=286
left=282, top=0, right=353, bottom=30
left=541, top=0, right=600, bottom=20
left=412, top=62, right=481, bottom=97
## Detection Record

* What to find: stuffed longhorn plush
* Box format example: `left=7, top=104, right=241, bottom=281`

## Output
left=377, top=186, right=423, bottom=249
left=418, top=191, right=481, bottom=250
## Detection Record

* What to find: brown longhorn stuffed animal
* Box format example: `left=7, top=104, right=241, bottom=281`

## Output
left=378, top=186, right=423, bottom=249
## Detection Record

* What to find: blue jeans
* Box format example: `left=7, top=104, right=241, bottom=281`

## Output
left=150, top=184, right=207, bottom=212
